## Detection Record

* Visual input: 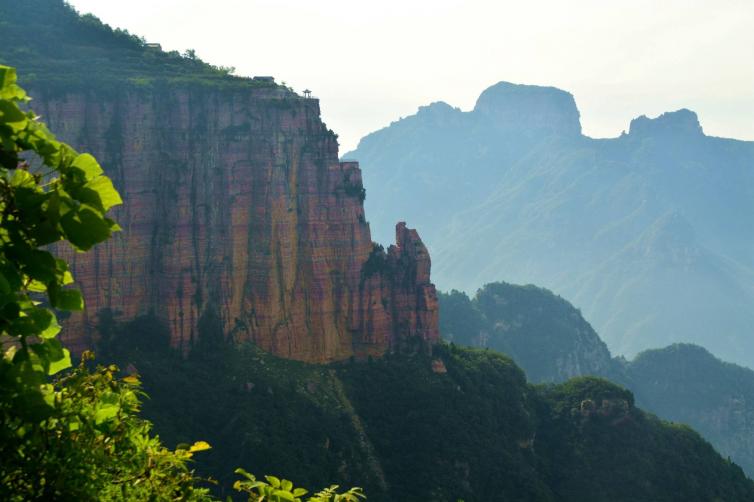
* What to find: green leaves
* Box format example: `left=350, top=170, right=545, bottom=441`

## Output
left=0, top=99, right=27, bottom=126
left=26, top=338, right=71, bottom=375
left=70, top=153, right=103, bottom=180
left=60, top=205, right=117, bottom=251
left=2, top=355, right=214, bottom=500
left=176, top=440, right=213, bottom=459
left=233, top=469, right=365, bottom=502
left=93, top=391, right=120, bottom=424
left=20, top=250, right=57, bottom=283
left=0, top=64, right=120, bottom=441
left=68, top=153, right=122, bottom=214
left=49, top=286, right=84, bottom=311
left=189, top=440, right=212, bottom=453
left=47, top=346, right=71, bottom=376
left=0, top=66, right=26, bottom=101
left=38, top=312, right=61, bottom=339
left=77, top=175, right=123, bottom=212
left=0, top=64, right=220, bottom=501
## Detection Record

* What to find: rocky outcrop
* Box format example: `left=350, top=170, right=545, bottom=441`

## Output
left=352, top=221, right=439, bottom=357
left=35, top=87, right=438, bottom=362
left=473, top=81, right=582, bottom=137
left=628, top=108, right=704, bottom=138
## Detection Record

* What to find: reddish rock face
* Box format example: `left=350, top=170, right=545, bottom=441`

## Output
left=34, top=87, right=438, bottom=362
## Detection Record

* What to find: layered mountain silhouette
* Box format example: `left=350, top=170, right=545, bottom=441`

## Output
left=346, top=82, right=754, bottom=367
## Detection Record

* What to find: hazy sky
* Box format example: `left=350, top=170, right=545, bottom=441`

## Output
left=68, top=0, right=754, bottom=152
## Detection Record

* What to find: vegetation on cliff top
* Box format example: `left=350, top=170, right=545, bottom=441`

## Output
left=0, top=0, right=276, bottom=91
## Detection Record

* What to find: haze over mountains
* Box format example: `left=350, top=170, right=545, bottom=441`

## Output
left=4, top=2, right=754, bottom=500
left=347, top=82, right=754, bottom=367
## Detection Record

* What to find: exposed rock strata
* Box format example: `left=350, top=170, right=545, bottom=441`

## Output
left=35, top=87, right=438, bottom=362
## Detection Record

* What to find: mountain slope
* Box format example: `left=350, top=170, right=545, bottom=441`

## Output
left=346, top=82, right=754, bottom=367
left=624, top=344, right=754, bottom=478
left=439, top=283, right=754, bottom=477
left=0, top=0, right=253, bottom=89
left=440, top=283, right=614, bottom=382
left=107, top=337, right=754, bottom=502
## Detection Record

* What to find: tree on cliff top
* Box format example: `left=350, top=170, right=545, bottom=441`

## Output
left=0, top=0, right=273, bottom=90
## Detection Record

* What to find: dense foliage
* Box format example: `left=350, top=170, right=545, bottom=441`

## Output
left=534, top=377, right=753, bottom=502
left=0, top=0, right=274, bottom=91
left=624, top=344, right=754, bottom=477
left=439, top=281, right=754, bottom=479
left=100, top=318, right=754, bottom=501
left=99, top=326, right=382, bottom=499
left=2, top=354, right=214, bottom=500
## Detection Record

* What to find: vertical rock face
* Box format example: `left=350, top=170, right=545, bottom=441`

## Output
left=35, top=86, right=438, bottom=362
left=354, top=222, right=439, bottom=356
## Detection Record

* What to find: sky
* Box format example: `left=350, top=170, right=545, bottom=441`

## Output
left=68, top=0, right=754, bottom=152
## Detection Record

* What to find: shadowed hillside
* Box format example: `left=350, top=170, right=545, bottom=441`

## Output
left=439, top=282, right=754, bottom=477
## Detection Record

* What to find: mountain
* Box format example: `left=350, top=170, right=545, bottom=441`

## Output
left=346, top=82, right=754, bottom=368
left=4, top=2, right=753, bottom=499
left=439, top=282, right=754, bottom=477
left=624, top=344, right=754, bottom=478
left=0, top=0, right=248, bottom=89
left=0, top=0, right=439, bottom=363
left=440, top=283, right=614, bottom=382
left=107, top=338, right=754, bottom=502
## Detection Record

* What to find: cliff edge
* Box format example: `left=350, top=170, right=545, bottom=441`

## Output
left=33, top=87, right=438, bottom=362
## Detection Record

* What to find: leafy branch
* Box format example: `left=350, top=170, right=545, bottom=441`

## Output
left=234, top=469, right=366, bottom=502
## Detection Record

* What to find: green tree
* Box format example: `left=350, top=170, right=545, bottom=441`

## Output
left=233, top=469, right=366, bottom=502
left=0, top=64, right=210, bottom=500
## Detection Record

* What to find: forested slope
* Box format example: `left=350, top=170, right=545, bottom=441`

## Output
left=104, top=331, right=754, bottom=502
left=439, top=282, right=754, bottom=477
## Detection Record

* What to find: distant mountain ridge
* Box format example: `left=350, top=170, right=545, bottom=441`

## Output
left=346, top=81, right=754, bottom=367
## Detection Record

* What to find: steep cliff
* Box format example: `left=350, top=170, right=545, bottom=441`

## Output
left=0, top=0, right=439, bottom=363
left=32, top=87, right=438, bottom=362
